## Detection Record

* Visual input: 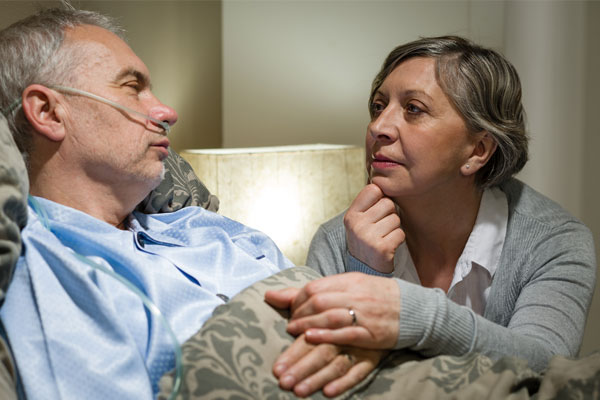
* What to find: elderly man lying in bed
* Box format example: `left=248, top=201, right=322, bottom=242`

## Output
left=0, top=6, right=389, bottom=399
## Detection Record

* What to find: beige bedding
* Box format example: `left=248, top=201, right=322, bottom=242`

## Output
left=158, top=267, right=600, bottom=400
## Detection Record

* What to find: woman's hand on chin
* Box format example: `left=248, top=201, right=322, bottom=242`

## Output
left=344, top=184, right=405, bottom=273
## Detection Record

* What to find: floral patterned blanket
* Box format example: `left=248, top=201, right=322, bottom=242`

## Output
left=158, top=267, right=600, bottom=400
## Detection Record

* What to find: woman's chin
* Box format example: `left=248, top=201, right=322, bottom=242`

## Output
left=370, top=176, right=402, bottom=196
left=371, top=178, right=425, bottom=202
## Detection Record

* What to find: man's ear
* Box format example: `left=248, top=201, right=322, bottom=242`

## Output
left=461, top=132, right=498, bottom=176
left=21, top=84, right=66, bottom=142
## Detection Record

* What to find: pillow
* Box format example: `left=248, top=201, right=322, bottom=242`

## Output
left=0, top=115, right=25, bottom=399
left=137, top=147, right=219, bottom=214
left=0, top=115, right=28, bottom=303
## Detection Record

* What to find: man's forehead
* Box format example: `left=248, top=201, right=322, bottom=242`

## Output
left=64, top=24, right=151, bottom=79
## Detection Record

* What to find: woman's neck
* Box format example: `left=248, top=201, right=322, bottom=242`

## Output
left=394, top=185, right=483, bottom=288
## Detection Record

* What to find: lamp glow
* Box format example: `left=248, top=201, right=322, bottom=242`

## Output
left=182, top=144, right=365, bottom=265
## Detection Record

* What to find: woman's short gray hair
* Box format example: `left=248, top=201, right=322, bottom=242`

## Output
left=369, top=36, right=528, bottom=188
left=0, top=4, right=124, bottom=164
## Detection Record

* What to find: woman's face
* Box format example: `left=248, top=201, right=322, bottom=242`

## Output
left=366, top=56, right=478, bottom=200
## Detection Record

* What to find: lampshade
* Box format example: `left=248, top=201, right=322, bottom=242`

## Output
left=181, top=144, right=366, bottom=265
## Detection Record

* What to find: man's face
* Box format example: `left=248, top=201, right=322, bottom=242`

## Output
left=58, top=24, right=178, bottom=194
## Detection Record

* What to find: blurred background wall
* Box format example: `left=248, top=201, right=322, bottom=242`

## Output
left=222, top=1, right=504, bottom=148
left=2, top=0, right=599, bottom=356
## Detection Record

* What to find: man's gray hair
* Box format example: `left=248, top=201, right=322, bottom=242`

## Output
left=0, top=3, right=124, bottom=163
left=369, top=36, right=528, bottom=188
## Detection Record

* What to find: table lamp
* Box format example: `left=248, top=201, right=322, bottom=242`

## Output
left=181, top=144, right=366, bottom=265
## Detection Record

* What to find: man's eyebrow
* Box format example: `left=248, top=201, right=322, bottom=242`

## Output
left=114, top=68, right=152, bottom=90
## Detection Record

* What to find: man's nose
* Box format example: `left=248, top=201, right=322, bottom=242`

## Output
left=148, top=102, right=178, bottom=131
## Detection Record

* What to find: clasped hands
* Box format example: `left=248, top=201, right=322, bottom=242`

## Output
left=265, top=273, right=400, bottom=397
left=264, top=184, right=404, bottom=397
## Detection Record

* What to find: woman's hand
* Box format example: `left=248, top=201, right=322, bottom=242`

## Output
left=265, top=272, right=400, bottom=350
left=344, top=184, right=405, bottom=273
left=272, top=333, right=386, bottom=398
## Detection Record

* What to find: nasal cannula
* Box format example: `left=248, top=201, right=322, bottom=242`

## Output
left=51, top=85, right=171, bottom=134
left=2, top=85, right=171, bottom=135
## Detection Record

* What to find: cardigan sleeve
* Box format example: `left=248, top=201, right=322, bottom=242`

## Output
left=306, top=212, right=393, bottom=278
left=394, top=216, right=596, bottom=372
left=305, top=213, right=347, bottom=276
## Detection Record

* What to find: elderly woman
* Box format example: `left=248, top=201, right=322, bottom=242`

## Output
left=266, top=36, right=596, bottom=393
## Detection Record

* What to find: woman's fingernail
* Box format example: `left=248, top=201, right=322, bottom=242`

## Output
left=280, top=374, right=295, bottom=389
left=295, top=382, right=309, bottom=397
left=273, top=363, right=287, bottom=376
left=305, top=329, right=319, bottom=339
left=323, top=384, right=337, bottom=397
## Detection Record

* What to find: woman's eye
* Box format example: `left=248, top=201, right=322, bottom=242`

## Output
left=370, top=102, right=385, bottom=116
left=406, top=103, right=423, bottom=114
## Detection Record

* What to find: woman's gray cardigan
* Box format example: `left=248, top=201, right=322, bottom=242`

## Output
left=306, top=179, right=596, bottom=372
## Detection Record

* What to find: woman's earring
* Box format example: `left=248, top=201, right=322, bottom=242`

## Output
left=465, top=163, right=470, bottom=169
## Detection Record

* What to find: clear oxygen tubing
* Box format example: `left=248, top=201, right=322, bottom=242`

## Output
left=50, top=85, right=171, bottom=134
left=2, top=86, right=171, bottom=134
left=28, top=195, right=183, bottom=399
left=2, top=98, right=21, bottom=116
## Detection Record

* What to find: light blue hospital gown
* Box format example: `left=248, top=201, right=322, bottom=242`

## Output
left=0, top=197, right=293, bottom=399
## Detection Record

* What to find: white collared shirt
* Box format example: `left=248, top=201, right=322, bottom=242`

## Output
left=392, top=187, right=508, bottom=315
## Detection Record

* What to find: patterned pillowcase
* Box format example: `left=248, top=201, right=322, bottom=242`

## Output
left=137, top=147, right=219, bottom=214
left=0, top=115, right=28, bottom=303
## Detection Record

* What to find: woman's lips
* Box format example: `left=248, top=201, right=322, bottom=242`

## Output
left=371, top=154, right=401, bottom=169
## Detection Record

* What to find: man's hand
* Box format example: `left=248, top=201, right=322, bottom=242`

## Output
left=265, top=273, right=401, bottom=350
left=272, top=334, right=386, bottom=398
left=344, top=184, right=405, bottom=273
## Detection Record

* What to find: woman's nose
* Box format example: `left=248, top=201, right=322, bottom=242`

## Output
left=368, top=108, right=398, bottom=142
